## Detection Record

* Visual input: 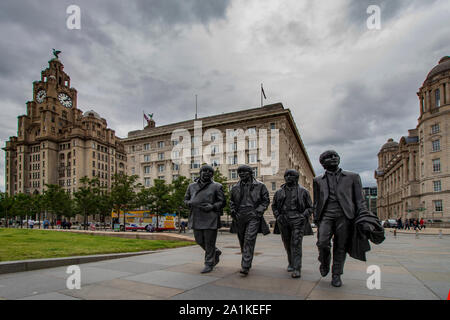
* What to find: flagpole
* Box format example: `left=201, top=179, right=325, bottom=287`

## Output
left=261, top=83, right=263, bottom=108
left=143, top=110, right=145, bottom=128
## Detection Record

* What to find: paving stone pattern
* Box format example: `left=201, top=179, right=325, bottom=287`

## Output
left=1, top=231, right=449, bottom=300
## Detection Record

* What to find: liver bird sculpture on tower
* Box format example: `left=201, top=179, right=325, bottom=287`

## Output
left=52, top=48, right=61, bottom=59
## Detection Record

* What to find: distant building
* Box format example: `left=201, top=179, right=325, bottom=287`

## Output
left=3, top=55, right=127, bottom=197
left=375, top=56, right=450, bottom=222
left=363, top=186, right=377, bottom=216
left=123, top=103, right=315, bottom=220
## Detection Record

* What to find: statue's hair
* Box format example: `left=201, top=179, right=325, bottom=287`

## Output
left=284, top=169, right=299, bottom=177
left=237, top=164, right=253, bottom=174
left=319, top=150, right=339, bottom=165
left=200, top=164, right=214, bottom=173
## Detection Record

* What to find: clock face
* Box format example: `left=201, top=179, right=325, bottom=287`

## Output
left=58, top=92, right=72, bottom=108
left=36, top=90, right=46, bottom=103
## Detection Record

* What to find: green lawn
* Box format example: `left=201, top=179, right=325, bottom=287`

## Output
left=0, top=228, right=195, bottom=262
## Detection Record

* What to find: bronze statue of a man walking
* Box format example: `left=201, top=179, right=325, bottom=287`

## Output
left=184, top=165, right=226, bottom=273
left=230, top=165, right=270, bottom=275
left=313, top=150, right=367, bottom=287
left=272, top=169, right=314, bottom=278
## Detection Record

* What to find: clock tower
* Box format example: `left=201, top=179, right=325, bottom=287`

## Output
left=3, top=51, right=127, bottom=201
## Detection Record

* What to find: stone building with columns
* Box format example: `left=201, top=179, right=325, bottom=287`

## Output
left=375, top=56, right=450, bottom=223
left=3, top=55, right=127, bottom=197
left=123, top=103, right=315, bottom=221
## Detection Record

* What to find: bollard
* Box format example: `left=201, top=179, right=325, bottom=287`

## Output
left=439, top=229, right=443, bottom=239
left=393, top=229, right=397, bottom=238
left=415, top=229, right=419, bottom=239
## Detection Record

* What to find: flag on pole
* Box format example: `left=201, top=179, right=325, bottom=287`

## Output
left=144, top=113, right=149, bottom=121
left=261, top=84, right=267, bottom=99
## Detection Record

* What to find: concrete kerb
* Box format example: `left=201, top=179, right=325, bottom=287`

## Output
left=0, top=229, right=196, bottom=275
left=0, top=250, right=160, bottom=275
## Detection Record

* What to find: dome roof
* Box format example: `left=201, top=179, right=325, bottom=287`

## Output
left=83, top=110, right=102, bottom=120
left=425, top=56, right=450, bottom=82
left=380, top=138, right=398, bottom=151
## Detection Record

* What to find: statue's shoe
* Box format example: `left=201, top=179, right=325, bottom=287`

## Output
left=320, top=264, right=330, bottom=277
left=214, top=250, right=222, bottom=266
left=331, top=274, right=342, bottom=287
left=201, top=265, right=213, bottom=274
left=240, top=268, right=249, bottom=276
left=291, top=270, right=301, bottom=278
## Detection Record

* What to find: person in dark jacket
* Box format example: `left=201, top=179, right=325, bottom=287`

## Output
left=313, top=150, right=367, bottom=287
left=184, top=165, right=226, bottom=273
left=272, top=169, right=314, bottom=278
left=230, top=165, right=270, bottom=276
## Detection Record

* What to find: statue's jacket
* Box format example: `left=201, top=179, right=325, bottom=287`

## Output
left=312, top=169, right=385, bottom=261
left=271, top=184, right=314, bottom=236
left=312, top=170, right=367, bottom=223
left=229, top=178, right=270, bottom=235
left=184, top=180, right=225, bottom=230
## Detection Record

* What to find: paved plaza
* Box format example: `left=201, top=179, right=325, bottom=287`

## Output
left=0, top=231, right=449, bottom=300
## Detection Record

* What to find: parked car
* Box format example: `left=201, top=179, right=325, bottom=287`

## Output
left=382, top=219, right=398, bottom=228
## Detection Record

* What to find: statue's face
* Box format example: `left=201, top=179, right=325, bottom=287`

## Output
left=284, top=173, right=298, bottom=185
left=238, top=170, right=252, bottom=182
left=200, top=169, right=213, bottom=182
left=321, top=152, right=340, bottom=170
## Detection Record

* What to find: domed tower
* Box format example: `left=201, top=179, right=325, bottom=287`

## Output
left=416, top=56, right=449, bottom=222
left=375, top=138, right=399, bottom=220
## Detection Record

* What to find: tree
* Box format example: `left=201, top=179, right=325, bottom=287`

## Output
left=0, top=193, right=14, bottom=227
left=73, top=176, right=101, bottom=230
left=11, top=193, right=32, bottom=227
left=170, top=176, right=191, bottom=218
left=42, top=184, right=72, bottom=223
left=140, top=179, right=172, bottom=231
left=213, top=168, right=231, bottom=217
left=110, top=173, right=141, bottom=231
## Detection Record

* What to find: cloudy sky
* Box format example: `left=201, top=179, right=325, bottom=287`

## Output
left=1, top=0, right=449, bottom=191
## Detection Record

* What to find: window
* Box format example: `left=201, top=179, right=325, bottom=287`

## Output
left=432, top=140, right=440, bottom=152
left=131, top=167, right=135, bottom=174
left=271, top=182, right=276, bottom=191
left=171, top=139, right=179, bottom=146
left=249, top=139, right=257, bottom=149
left=252, top=167, right=258, bottom=177
left=433, top=181, right=442, bottom=192
left=144, top=154, right=151, bottom=162
left=158, top=176, right=165, bottom=181
left=270, top=122, right=276, bottom=129
left=158, top=152, right=164, bottom=160
left=191, top=160, right=201, bottom=169
left=172, top=150, right=180, bottom=159
left=431, top=124, right=440, bottom=134
left=247, top=127, right=256, bottom=135
left=173, top=163, right=179, bottom=171
left=158, top=164, right=165, bottom=172
left=248, top=153, right=257, bottom=164
left=212, top=159, right=220, bottom=167
left=435, top=89, right=440, bottom=107
left=434, top=200, right=443, bottom=212
left=211, top=145, right=219, bottom=155
left=144, top=178, right=151, bottom=187
left=191, top=148, right=199, bottom=156
left=228, top=142, right=237, bottom=152
left=229, top=169, right=238, bottom=180
left=228, top=155, right=238, bottom=165
left=158, top=141, right=165, bottom=148
left=191, top=136, right=200, bottom=143
left=144, top=143, right=150, bottom=151
left=432, top=159, right=441, bottom=172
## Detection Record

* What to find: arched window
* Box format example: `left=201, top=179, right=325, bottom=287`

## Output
left=435, top=89, right=440, bottom=107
